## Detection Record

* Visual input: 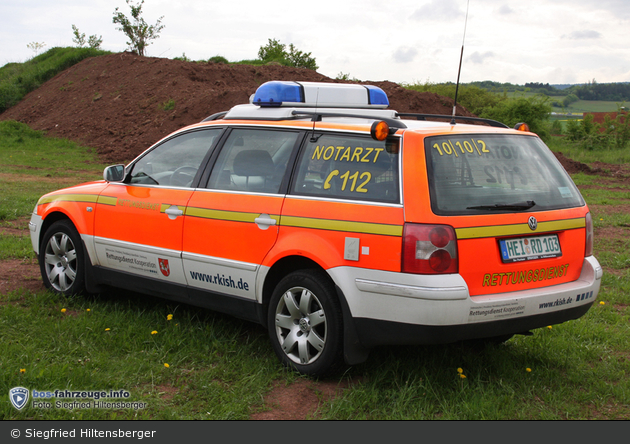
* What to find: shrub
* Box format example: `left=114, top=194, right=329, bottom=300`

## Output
left=207, top=56, right=228, bottom=64
left=257, top=39, right=318, bottom=70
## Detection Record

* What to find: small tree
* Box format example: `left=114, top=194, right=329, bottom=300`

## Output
left=257, top=38, right=318, bottom=70
left=72, top=25, right=86, bottom=47
left=26, top=42, right=46, bottom=56
left=112, top=0, right=164, bottom=56
left=72, top=25, right=103, bottom=49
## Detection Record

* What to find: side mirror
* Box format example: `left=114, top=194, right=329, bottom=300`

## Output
left=104, top=164, right=126, bottom=182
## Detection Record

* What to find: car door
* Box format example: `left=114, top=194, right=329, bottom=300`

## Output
left=182, top=128, right=303, bottom=300
left=93, top=128, right=223, bottom=286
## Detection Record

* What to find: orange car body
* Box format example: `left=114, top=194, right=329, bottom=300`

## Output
left=30, top=81, right=602, bottom=374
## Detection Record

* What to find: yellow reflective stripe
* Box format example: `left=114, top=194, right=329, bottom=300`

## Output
left=97, top=195, right=118, bottom=206
left=160, top=204, right=186, bottom=213
left=38, top=194, right=100, bottom=205
left=185, top=207, right=279, bottom=224
left=456, top=218, right=585, bottom=240
left=280, top=215, right=403, bottom=237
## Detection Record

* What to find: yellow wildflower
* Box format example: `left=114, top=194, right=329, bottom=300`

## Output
left=105, top=328, right=111, bottom=331
left=151, top=330, right=158, bottom=335
left=547, top=325, right=552, bottom=330
left=459, top=374, right=466, bottom=379
left=164, top=363, right=170, bottom=368
left=167, top=314, right=173, bottom=321
left=599, top=301, right=605, bottom=305
left=20, top=368, right=26, bottom=374
left=457, top=368, right=463, bottom=374
left=86, top=308, right=91, bottom=312
left=61, top=308, right=67, bottom=313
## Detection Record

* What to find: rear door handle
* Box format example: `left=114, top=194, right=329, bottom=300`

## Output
left=255, top=214, right=277, bottom=230
left=165, top=205, right=184, bottom=220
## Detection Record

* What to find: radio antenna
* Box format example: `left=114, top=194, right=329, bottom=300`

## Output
left=310, top=88, right=320, bottom=142
left=451, top=0, right=470, bottom=125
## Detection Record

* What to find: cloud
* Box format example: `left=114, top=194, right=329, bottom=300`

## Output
left=393, top=47, right=418, bottom=63
left=498, top=5, right=514, bottom=15
left=468, top=51, right=495, bottom=64
left=410, top=0, right=464, bottom=21
left=562, top=30, right=602, bottom=39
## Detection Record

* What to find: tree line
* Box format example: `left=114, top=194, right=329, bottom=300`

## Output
left=468, top=80, right=630, bottom=101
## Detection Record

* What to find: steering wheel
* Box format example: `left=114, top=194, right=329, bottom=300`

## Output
left=170, top=166, right=198, bottom=187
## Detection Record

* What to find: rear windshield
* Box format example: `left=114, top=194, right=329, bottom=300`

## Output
left=425, top=134, right=584, bottom=215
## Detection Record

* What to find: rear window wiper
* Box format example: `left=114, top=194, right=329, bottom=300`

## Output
left=467, top=200, right=536, bottom=211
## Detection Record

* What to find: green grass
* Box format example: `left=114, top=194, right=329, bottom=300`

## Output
left=1, top=289, right=287, bottom=420
left=0, top=121, right=107, bottom=222
left=546, top=135, right=630, bottom=165
left=0, top=47, right=111, bottom=113
left=1, top=123, right=629, bottom=419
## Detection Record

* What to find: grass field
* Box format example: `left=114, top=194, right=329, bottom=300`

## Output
left=2, top=121, right=629, bottom=420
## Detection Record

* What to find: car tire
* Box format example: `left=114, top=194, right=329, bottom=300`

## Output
left=268, top=269, right=344, bottom=377
left=39, top=220, right=86, bottom=296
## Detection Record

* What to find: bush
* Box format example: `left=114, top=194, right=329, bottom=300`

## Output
left=207, top=56, right=228, bottom=64
left=403, top=81, right=504, bottom=116
left=257, top=39, right=318, bottom=70
left=564, top=112, right=630, bottom=150
left=479, top=95, right=552, bottom=138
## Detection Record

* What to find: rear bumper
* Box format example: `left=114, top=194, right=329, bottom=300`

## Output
left=329, top=256, right=602, bottom=347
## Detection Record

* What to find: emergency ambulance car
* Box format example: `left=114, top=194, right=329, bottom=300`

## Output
left=29, top=81, right=602, bottom=376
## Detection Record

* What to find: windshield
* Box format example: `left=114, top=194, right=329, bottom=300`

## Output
left=425, top=134, right=585, bottom=215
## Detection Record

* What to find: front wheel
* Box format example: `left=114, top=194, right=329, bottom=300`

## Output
left=39, top=220, right=86, bottom=296
left=268, top=270, right=344, bottom=377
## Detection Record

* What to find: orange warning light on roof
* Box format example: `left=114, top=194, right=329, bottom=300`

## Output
left=370, top=120, right=390, bottom=141
left=514, top=122, right=530, bottom=132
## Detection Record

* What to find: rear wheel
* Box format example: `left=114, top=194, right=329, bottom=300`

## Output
left=40, top=220, right=86, bottom=296
left=268, top=270, right=343, bottom=377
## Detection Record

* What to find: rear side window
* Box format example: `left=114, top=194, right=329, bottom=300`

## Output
left=292, top=133, right=400, bottom=203
left=207, top=129, right=300, bottom=194
left=425, top=134, right=584, bottom=215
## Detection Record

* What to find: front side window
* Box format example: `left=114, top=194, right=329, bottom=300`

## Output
left=292, top=133, right=400, bottom=203
left=425, top=134, right=585, bottom=215
left=207, top=129, right=300, bottom=194
left=128, top=129, right=222, bottom=187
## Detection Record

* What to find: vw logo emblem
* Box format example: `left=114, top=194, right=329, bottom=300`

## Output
left=528, top=216, right=538, bottom=231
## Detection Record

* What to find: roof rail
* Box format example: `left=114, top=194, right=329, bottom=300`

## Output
left=396, top=113, right=508, bottom=128
left=201, top=111, right=228, bottom=122
left=291, top=110, right=407, bottom=129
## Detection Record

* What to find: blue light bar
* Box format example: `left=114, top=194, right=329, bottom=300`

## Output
left=253, top=81, right=304, bottom=107
left=251, top=81, right=390, bottom=109
left=365, top=85, right=389, bottom=106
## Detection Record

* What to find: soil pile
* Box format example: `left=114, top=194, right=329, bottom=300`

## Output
left=0, top=52, right=473, bottom=163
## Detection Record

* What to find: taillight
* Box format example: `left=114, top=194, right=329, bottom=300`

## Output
left=402, top=223, right=458, bottom=274
left=585, top=212, right=593, bottom=257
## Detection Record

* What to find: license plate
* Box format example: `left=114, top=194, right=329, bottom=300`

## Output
left=499, top=234, right=562, bottom=263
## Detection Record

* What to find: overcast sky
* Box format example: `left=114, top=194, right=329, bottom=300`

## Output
left=2, top=0, right=629, bottom=85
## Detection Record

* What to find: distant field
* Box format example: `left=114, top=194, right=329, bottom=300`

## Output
left=505, top=92, right=624, bottom=114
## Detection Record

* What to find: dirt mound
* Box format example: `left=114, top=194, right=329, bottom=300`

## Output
left=0, top=52, right=473, bottom=163
left=553, top=152, right=593, bottom=175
